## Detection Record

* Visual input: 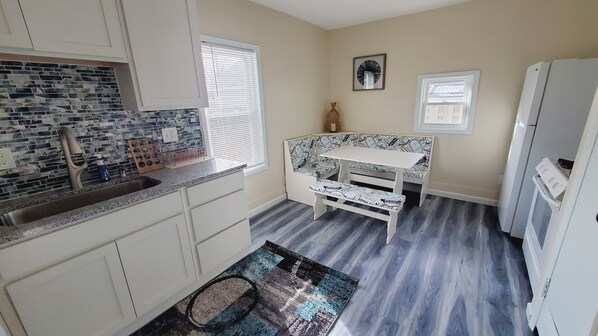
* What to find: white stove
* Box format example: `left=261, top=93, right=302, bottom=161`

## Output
left=523, top=158, right=571, bottom=292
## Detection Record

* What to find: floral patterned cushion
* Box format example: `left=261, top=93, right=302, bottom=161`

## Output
left=309, top=179, right=405, bottom=211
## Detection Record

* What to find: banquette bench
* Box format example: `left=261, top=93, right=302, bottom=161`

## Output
left=283, top=132, right=434, bottom=206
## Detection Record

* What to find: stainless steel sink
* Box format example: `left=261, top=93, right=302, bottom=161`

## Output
left=0, top=178, right=161, bottom=227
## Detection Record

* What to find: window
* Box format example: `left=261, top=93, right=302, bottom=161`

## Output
left=201, top=36, right=267, bottom=175
left=414, top=70, right=480, bottom=134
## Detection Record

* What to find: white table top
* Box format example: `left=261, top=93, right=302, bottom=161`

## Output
left=320, top=146, right=424, bottom=169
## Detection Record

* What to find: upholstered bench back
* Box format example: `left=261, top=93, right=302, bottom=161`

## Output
left=353, top=134, right=433, bottom=168
left=315, top=133, right=358, bottom=159
left=287, top=136, right=317, bottom=170
left=286, top=133, right=433, bottom=179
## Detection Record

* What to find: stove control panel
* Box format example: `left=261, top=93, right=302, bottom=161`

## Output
left=536, top=158, right=569, bottom=200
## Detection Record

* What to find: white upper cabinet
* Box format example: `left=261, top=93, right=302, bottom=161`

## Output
left=0, top=0, right=32, bottom=49
left=115, top=0, right=209, bottom=111
left=0, top=0, right=126, bottom=61
left=17, top=0, right=126, bottom=60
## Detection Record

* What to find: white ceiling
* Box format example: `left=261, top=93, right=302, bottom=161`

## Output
left=250, top=0, right=474, bottom=30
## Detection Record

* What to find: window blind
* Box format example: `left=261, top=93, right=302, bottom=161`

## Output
left=201, top=42, right=266, bottom=171
left=424, top=80, right=469, bottom=125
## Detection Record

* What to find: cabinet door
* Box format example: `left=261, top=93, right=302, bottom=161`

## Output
left=117, top=214, right=196, bottom=316
left=6, top=243, right=136, bottom=336
left=196, top=219, right=251, bottom=275
left=18, top=0, right=126, bottom=59
left=119, top=0, right=208, bottom=110
left=0, top=0, right=32, bottom=48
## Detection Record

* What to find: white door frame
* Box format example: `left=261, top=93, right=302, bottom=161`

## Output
left=526, top=88, right=598, bottom=329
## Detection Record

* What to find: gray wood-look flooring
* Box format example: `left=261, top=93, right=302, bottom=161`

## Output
left=249, top=196, right=533, bottom=336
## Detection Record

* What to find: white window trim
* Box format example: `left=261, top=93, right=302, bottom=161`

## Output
left=414, top=70, right=480, bottom=135
left=199, top=35, right=268, bottom=176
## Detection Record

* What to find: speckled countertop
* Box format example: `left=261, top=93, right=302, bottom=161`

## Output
left=0, top=158, right=246, bottom=249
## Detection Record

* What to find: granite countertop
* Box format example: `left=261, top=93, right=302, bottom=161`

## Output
left=0, top=158, right=246, bottom=249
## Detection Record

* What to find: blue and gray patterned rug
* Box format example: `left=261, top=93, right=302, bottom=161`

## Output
left=133, top=241, right=359, bottom=335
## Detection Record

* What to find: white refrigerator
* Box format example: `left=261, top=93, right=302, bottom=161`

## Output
left=498, top=58, right=598, bottom=238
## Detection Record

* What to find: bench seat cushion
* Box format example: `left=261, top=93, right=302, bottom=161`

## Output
left=296, top=160, right=339, bottom=178
left=349, top=162, right=428, bottom=179
left=309, top=179, right=405, bottom=211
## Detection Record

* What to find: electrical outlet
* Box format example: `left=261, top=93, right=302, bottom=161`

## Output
left=0, top=147, right=16, bottom=170
left=161, top=127, right=179, bottom=143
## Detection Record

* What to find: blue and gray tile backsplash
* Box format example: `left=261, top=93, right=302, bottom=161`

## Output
left=0, top=60, right=204, bottom=201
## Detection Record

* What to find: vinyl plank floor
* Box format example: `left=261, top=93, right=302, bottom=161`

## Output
left=250, top=195, right=534, bottom=336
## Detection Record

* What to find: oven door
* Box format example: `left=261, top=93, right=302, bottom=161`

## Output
left=523, top=174, right=561, bottom=292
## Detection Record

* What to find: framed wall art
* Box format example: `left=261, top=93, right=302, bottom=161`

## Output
left=353, top=53, right=386, bottom=91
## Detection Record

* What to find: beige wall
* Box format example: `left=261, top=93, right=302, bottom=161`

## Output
left=196, top=0, right=329, bottom=210
left=197, top=0, right=598, bottom=207
left=328, top=0, right=598, bottom=200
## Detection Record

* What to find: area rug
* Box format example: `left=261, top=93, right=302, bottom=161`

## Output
left=133, top=241, right=359, bottom=336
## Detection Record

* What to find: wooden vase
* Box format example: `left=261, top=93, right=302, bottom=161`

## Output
left=325, top=102, right=341, bottom=133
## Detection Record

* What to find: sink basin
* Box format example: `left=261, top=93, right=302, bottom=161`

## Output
left=0, top=178, right=161, bottom=227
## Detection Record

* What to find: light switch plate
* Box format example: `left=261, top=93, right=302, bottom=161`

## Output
left=161, top=127, right=179, bottom=143
left=0, top=147, right=16, bottom=170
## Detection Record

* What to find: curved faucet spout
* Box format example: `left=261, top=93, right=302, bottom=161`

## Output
left=58, top=127, right=88, bottom=190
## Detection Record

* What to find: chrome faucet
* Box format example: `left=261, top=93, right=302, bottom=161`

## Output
left=58, top=127, right=87, bottom=190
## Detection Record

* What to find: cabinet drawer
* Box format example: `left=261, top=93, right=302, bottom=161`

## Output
left=191, top=190, right=247, bottom=242
left=196, top=220, right=251, bottom=275
left=186, top=172, right=244, bottom=207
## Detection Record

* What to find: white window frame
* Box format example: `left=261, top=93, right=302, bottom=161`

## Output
left=200, top=35, right=268, bottom=176
left=414, top=70, right=480, bottom=135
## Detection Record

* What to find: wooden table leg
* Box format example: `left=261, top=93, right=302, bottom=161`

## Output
left=335, top=159, right=350, bottom=208
left=393, top=168, right=404, bottom=194
left=338, top=159, right=350, bottom=183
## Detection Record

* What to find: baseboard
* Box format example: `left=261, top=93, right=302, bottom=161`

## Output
left=248, top=193, right=288, bottom=218
left=428, top=189, right=498, bottom=206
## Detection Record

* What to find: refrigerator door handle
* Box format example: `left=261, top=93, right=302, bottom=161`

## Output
left=532, top=174, right=561, bottom=209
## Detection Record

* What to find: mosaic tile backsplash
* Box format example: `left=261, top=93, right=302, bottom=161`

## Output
left=0, top=60, right=204, bottom=201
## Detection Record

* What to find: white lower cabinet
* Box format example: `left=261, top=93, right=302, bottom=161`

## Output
left=0, top=173, right=250, bottom=336
left=117, top=214, right=195, bottom=316
left=6, top=243, right=136, bottom=336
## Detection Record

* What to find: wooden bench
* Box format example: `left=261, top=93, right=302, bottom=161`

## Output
left=309, top=179, right=406, bottom=244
